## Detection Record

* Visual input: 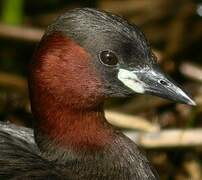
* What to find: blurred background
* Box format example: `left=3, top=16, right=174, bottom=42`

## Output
left=0, top=0, right=202, bottom=179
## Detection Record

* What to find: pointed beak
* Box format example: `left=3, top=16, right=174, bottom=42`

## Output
left=118, top=65, right=196, bottom=106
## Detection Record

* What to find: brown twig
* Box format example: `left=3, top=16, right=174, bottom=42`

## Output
left=180, top=62, right=202, bottom=82
left=125, top=129, right=202, bottom=148
left=106, top=111, right=159, bottom=132
left=0, top=23, right=43, bottom=42
left=0, top=72, right=27, bottom=92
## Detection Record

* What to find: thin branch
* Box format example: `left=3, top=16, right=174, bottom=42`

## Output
left=0, top=72, right=27, bottom=92
left=0, top=23, right=43, bottom=42
left=180, top=62, right=202, bottom=82
left=106, top=111, right=159, bottom=132
left=125, top=129, right=202, bottom=148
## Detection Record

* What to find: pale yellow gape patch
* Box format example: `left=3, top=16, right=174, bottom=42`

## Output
left=118, top=69, right=145, bottom=94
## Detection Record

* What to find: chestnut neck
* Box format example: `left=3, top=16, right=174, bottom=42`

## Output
left=29, top=32, right=113, bottom=157
left=33, top=98, right=112, bottom=152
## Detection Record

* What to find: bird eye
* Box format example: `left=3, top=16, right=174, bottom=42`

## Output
left=99, top=50, right=118, bottom=66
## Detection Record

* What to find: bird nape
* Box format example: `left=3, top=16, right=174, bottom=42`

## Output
left=0, top=8, right=195, bottom=180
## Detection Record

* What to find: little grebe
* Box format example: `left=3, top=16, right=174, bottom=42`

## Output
left=0, top=8, right=195, bottom=180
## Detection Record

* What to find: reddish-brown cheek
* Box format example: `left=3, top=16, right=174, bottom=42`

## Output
left=29, top=32, right=112, bottom=151
left=31, top=32, right=104, bottom=109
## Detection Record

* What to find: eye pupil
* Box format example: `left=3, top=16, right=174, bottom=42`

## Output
left=99, top=51, right=118, bottom=66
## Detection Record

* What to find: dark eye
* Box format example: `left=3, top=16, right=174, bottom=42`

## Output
left=99, top=50, right=118, bottom=66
